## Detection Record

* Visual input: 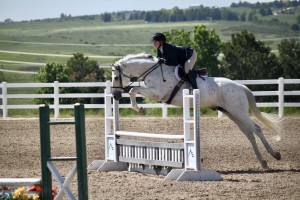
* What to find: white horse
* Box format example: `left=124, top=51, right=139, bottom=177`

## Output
left=111, top=53, right=281, bottom=169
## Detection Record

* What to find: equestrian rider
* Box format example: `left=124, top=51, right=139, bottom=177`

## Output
left=151, top=32, right=198, bottom=89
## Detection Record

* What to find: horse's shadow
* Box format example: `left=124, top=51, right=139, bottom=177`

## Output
left=218, top=169, right=300, bottom=182
left=219, top=169, right=300, bottom=174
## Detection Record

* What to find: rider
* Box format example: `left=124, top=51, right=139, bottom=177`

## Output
left=151, top=32, right=198, bottom=89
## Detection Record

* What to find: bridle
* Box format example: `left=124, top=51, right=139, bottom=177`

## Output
left=111, top=61, right=165, bottom=91
left=111, top=64, right=130, bottom=91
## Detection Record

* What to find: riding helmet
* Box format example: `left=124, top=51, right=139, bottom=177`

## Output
left=152, top=33, right=166, bottom=43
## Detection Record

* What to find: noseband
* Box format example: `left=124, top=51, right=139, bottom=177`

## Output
left=112, top=62, right=163, bottom=91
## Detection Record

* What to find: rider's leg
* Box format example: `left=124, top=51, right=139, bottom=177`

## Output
left=184, top=50, right=197, bottom=73
left=188, top=71, right=198, bottom=89
left=184, top=50, right=198, bottom=89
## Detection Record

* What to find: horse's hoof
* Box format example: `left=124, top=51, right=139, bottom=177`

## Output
left=274, top=151, right=281, bottom=160
left=139, top=107, right=145, bottom=115
left=261, top=160, right=269, bottom=169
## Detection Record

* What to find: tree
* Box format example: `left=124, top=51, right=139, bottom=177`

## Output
left=163, top=25, right=222, bottom=76
left=278, top=39, right=300, bottom=79
left=278, top=39, right=300, bottom=102
left=192, top=25, right=222, bottom=76
left=248, top=11, right=257, bottom=21
left=0, top=71, right=5, bottom=82
left=4, top=18, right=13, bottom=23
left=266, top=8, right=273, bottom=16
left=164, top=29, right=192, bottom=47
left=102, top=13, right=112, bottom=22
left=221, top=9, right=239, bottom=21
left=35, top=62, right=69, bottom=104
left=240, top=12, right=246, bottom=21
left=259, top=8, right=267, bottom=16
left=297, top=15, right=300, bottom=24
left=66, top=53, right=104, bottom=82
left=220, top=30, right=281, bottom=80
left=35, top=53, right=106, bottom=104
left=145, top=12, right=152, bottom=22
left=170, top=7, right=186, bottom=22
left=65, top=53, right=106, bottom=103
left=211, top=8, right=222, bottom=20
left=291, top=24, right=299, bottom=31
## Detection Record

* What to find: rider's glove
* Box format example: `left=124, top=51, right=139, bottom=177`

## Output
left=158, top=58, right=166, bottom=65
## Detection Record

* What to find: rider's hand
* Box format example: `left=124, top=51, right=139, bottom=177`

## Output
left=158, top=58, right=166, bottom=65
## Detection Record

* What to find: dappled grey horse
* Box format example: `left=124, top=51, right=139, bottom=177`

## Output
left=111, top=53, right=281, bottom=169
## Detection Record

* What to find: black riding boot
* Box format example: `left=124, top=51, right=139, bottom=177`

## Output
left=188, top=70, right=198, bottom=89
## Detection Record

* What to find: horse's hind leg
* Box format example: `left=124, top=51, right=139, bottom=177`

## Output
left=253, top=124, right=281, bottom=160
left=221, top=109, right=269, bottom=169
left=242, top=127, right=269, bottom=169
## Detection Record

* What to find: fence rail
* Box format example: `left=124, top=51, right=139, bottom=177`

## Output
left=0, top=77, right=299, bottom=119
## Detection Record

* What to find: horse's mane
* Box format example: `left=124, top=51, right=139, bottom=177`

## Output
left=116, top=53, right=156, bottom=65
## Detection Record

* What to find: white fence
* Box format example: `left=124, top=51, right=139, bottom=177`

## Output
left=0, top=77, right=300, bottom=119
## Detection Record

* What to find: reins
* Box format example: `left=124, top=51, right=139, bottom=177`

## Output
left=112, top=62, right=163, bottom=91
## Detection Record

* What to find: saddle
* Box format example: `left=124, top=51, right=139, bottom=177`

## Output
left=192, top=68, right=208, bottom=77
left=175, top=66, right=207, bottom=81
left=166, top=67, right=207, bottom=104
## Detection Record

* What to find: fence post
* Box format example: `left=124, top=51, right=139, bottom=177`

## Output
left=278, top=77, right=284, bottom=118
left=39, top=104, right=52, bottom=200
left=162, top=103, right=168, bottom=118
left=0, top=83, right=2, bottom=116
left=74, top=103, right=88, bottom=200
left=2, top=82, right=7, bottom=118
left=193, top=89, right=201, bottom=171
left=54, top=81, right=59, bottom=119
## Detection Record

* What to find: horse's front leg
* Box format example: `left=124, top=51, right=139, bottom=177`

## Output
left=129, top=87, right=163, bottom=114
left=129, top=87, right=143, bottom=113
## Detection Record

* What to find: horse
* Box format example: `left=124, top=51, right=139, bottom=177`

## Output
left=111, top=53, right=281, bottom=169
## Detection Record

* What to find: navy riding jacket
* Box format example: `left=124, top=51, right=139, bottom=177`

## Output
left=157, top=43, right=194, bottom=67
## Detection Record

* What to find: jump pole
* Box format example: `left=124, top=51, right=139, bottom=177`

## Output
left=88, top=81, right=222, bottom=181
left=165, top=89, right=222, bottom=181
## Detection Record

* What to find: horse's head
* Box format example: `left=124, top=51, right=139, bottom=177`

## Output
left=111, top=63, right=131, bottom=100
left=111, top=53, right=157, bottom=100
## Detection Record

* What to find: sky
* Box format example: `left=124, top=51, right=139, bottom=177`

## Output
left=0, top=0, right=275, bottom=22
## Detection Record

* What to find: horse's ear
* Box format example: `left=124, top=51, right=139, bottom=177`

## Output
left=111, top=64, right=119, bottom=70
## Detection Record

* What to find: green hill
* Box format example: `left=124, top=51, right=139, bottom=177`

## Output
left=0, top=1, right=299, bottom=83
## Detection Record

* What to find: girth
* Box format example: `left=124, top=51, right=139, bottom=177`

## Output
left=165, top=79, right=185, bottom=104
left=165, top=68, right=207, bottom=104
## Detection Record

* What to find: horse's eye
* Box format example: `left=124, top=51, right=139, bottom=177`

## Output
left=114, top=77, right=119, bottom=81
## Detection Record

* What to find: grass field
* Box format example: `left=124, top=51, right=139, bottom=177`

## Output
left=1, top=16, right=299, bottom=71
left=0, top=11, right=299, bottom=116
left=1, top=18, right=299, bottom=78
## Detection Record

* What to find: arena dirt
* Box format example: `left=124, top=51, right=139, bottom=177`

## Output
left=0, top=116, right=299, bottom=200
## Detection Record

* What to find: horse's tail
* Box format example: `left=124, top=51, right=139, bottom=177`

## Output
left=242, top=85, right=281, bottom=135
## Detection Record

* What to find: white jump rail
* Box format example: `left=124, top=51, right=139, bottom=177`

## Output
left=88, top=84, right=222, bottom=181
left=0, top=178, right=41, bottom=187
